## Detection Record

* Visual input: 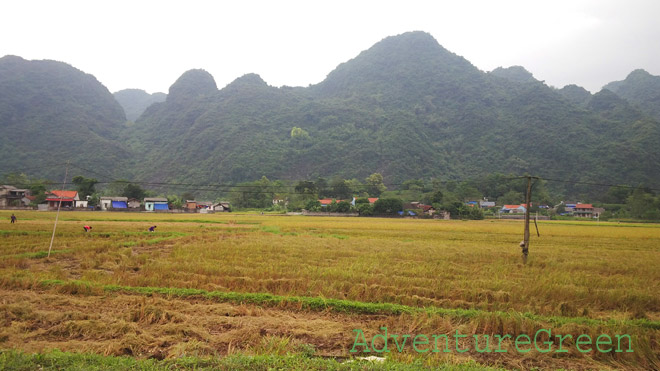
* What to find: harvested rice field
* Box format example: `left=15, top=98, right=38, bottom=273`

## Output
left=1, top=211, right=659, bottom=370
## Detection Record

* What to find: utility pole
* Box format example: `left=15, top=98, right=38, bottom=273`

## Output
left=522, top=176, right=539, bottom=264
left=48, top=161, right=69, bottom=258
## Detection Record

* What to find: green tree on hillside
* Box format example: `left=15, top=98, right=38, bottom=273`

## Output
left=345, top=178, right=365, bottom=197
left=105, top=180, right=129, bottom=197
left=167, top=195, right=183, bottom=209
left=290, top=127, right=311, bottom=149
left=498, top=190, right=524, bottom=205
left=456, top=182, right=482, bottom=201
left=72, top=175, right=98, bottom=199
left=329, top=177, right=352, bottom=199
left=627, top=187, right=659, bottom=219
left=123, top=183, right=147, bottom=200
left=1, top=173, right=30, bottom=187
left=429, top=190, right=443, bottom=204
left=603, top=186, right=633, bottom=204
left=181, top=192, right=195, bottom=201
left=316, top=177, right=330, bottom=198
left=294, top=180, right=318, bottom=195
left=286, top=180, right=317, bottom=211
left=365, top=173, right=386, bottom=197
left=401, top=179, right=424, bottom=191
left=230, top=176, right=283, bottom=209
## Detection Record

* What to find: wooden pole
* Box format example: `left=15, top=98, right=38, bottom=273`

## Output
left=534, top=213, right=540, bottom=237
left=48, top=161, right=69, bottom=258
left=522, top=176, right=532, bottom=264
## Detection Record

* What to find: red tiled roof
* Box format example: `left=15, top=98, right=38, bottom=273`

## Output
left=49, top=190, right=78, bottom=198
left=319, top=198, right=355, bottom=205
left=368, top=198, right=379, bottom=203
left=575, top=203, right=593, bottom=209
left=503, top=204, right=525, bottom=209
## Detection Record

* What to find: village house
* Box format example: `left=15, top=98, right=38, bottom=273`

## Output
left=479, top=200, right=496, bottom=208
left=194, top=201, right=214, bottom=213
left=45, top=190, right=82, bottom=209
left=419, top=204, right=436, bottom=215
left=127, top=198, right=141, bottom=209
left=212, top=202, right=231, bottom=212
left=319, top=198, right=356, bottom=207
left=319, top=198, right=334, bottom=206
left=184, top=200, right=214, bottom=212
left=501, top=204, right=527, bottom=214
left=144, top=197, right=169, bottom=212
left=100, top=197, right=129, bottom=211
left=403, top=202, right=435, bottom=216
left=573, top=203, right=594, bottom=218
left=184, top=200, right=197, bottom=212
left=593, top=207, right=605, bottom=218
left=434, top=210, right=451, bottom=220
left=24, top=195, right=37, bottom=206
left=404, top=201, right=422, bottom=209
left=196, top=201, right=213, bottom=210
left=0, top=185, right=29, bottom=207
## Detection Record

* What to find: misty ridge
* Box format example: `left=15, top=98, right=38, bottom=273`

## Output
left=1, top=31, right=659, bottom=199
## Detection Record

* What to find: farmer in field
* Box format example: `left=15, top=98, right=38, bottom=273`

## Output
left=83, top=225, right=92, bottom=232
left=148, top=225, right=157, bottom=232
left=10, top=214, right=16, bottom=223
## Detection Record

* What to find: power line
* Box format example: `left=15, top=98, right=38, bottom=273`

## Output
left=0, top=162, right=69, bottom=176
left=540, top=177, right=660, bottom=192
left=4, top=164, right=659, bottom=194
left=26, top=178, right=660, bottom=192
left=67, top=163, right=118, bottom=182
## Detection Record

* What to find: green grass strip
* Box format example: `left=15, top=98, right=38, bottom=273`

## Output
left=36, top=279, right=660, bottom=330
left=0, top=230, right=51, bottom=236
left=0, top=349, right=505, bottom=370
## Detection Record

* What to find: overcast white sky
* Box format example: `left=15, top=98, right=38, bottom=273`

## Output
left=2, top=0, right=659, bottom=94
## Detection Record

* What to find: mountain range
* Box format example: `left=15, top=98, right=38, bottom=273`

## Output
left=1, top=31, right=659, bottom=198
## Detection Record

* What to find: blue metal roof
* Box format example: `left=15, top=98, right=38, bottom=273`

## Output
left=111, top=201, right=127, bottom=209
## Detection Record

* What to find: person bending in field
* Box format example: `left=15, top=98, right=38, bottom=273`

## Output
left=148, top=225, right=157, bottom=232
left=10, top=214, right=16, bottom=223
left=83, top=225, right=92, bottom=232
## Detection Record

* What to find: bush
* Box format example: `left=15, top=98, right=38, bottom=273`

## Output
left=356, top=203, right=374, bottom=216
left=373, top=198, right=403, bottom=215
left=334, top=200, right=352, bottom=213
left=304, top=200, right=322, bottom=212
left=461, top=206, right=484, bottom=220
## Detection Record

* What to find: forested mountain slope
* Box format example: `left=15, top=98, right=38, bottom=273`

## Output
left=125, top=32, right=660, bottom=192
left=0, top=55, right=131, bottom=180
left=604, top=69, right=660, bottom=121
left=2, top=32, right=659, bottom=196
left=114, top=89, right=166, bottom=121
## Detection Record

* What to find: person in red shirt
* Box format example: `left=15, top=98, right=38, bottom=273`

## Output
left=83, top=225, right=92, bottom=232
